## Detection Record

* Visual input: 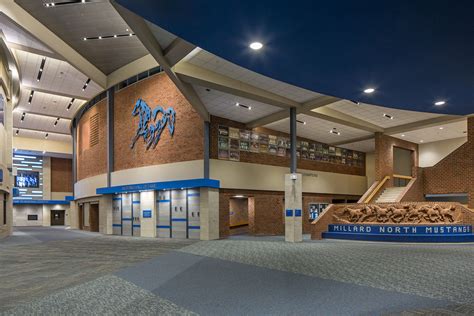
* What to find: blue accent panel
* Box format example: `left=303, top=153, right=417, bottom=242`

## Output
left=65, top=196, right=74, bottom=201
left=187, top=193, right=200, bottom=197
left=172, top=218, right=187, bottom=222
left=112, top=224, right=123, bottom=227
left=133, top=224, right=141, bottom=228
left=157, top=199, right=171, bottom=203
left=113, top=197, right=123, bottom=201
left=142, top=210, right=152, bottom=218
left=132, top=201, right=140, bottom=204
left=285, top=209, right=293, bottom=217
left=0, top=169, right=3, bottom=182
left=295, top=209, right=302, bottom=217
left=188, top=226, right=200, bottom=229
left=122, top=217, right=132, bottom=221
left=12, top=187, right=20, bottom=197
left=328, top=224, right=472, bottom=235
left=13, top=199, right=70, bottom=205
left=322, top=232, right=474, bottom=243
left=97, top=178, right=220, bottom=195
left=157, top=225, right=171, bottom=228
left=130, top=99, right=176, bottom=150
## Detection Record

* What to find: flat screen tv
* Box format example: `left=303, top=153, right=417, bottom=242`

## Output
left=15, top=171, right=39, bottom=188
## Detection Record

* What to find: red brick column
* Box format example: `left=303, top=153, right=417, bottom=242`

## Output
left=468, top=117, right=474, bottom=208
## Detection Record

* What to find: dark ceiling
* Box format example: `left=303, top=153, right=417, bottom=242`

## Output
left=116, top=0, right=474, bottom=115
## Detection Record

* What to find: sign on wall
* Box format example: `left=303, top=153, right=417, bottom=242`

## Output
left=130, top=98, right=176, bottom=150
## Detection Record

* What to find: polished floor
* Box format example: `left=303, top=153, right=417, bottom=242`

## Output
left=1, top=227, right=474, bottom=315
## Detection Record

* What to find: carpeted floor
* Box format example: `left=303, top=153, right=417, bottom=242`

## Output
left=1, top=227, right=474, bottom=315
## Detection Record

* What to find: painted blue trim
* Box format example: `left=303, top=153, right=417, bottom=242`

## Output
left=113, top=197, right=123, bottom=201
left=172, top=218, right=187, bottom=222
left=132, top=201, right=140, bottom=204
left=96, top=178, right=220, bottom=195
left=322, top=232, right=474, bottom=243
left=425, top=193, right=468, bottom=198
left=187, top=193, right=200, bottom=197
left=157, top=225, right=171, bottom=228
left=157, top=199, right=171, bottom=203
left=13, top=199, right=70, bottom=205
left=122, top=217, right=132, bottom=221
left=285, top=209, right=293, bottom=217
left=188, top=226, right=200, bottom=229
left=12, top=187, right=20, bottom=197
left=295, top=209, right=302, bottom=217
left=133, top=224, right=141, bottom=228
left=113, top=224, right=123, bottom=227
left=65, top=196, right=74, bottom=201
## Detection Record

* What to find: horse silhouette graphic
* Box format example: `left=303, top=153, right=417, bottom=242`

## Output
left=130, top=98, right=176, bottom=150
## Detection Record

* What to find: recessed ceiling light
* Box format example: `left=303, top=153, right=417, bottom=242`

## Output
left=439, top=127, right=444, bottom=130
left=249, top=42, right=263, bottom=50
left=296, top=119, right=306, bottom=125
left=420, top=140, right=424, bottom=143
left=363, top=88, right=375, bottom=94
left=383, top=113, right=394, bottom=120
left=401, top=134, right=405, bottom=137
left=434, top=100, right=446, bottom=106
left=329, top=128, right=341, bottom=135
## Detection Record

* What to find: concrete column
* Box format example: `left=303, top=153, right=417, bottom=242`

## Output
left=290, top=107, right=297, bottom=173
left=285, top=173, right=303, bottom=242
left=467, top=117, right=474, bottom=208
left=69, top=201, right=79, bottom=229
left=42, top=156, right=51, bottom=200
left=140, top=190, right=156, bottom=238
left=106, top=87, right=114, bottom=187
left=203, top=121, right=210, bottom=179
left=99, top=195, right=113, bottom=234
left=42, top=205, right=51, bottom=227
left=200, top=187, right=219, bottom=240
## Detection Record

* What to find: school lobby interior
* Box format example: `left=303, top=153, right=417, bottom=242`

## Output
left=0, top=1, right=473, bottom=315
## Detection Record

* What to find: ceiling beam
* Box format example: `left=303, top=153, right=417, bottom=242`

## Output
left=106, top=53, right=158, bottom=88
left=246, top=95, right=339, bottom=128
left=330, top=134, right=375, bottom=146
left=111, top=1, right=209, bottom=121
left=13, top=109, right=71, bottom=120
left=163, top=38, right=196, bottom=67
left=0, top=0, right=107, bottom=88
left=13, top=126, right=71, bottom=136
left=300, top=110, right=381, bottom=133
left=384, top=115, right=465, bottom=135
left=7, top=41, right=65, bottom=61
left=175, top=62, right=299, bottom=109
left=311, top=107, right=384, bottom=133
left=21, top=85, right=88, bottom=101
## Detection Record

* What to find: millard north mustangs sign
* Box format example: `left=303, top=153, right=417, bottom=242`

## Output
left=130, top=98, right=176, bottom=150
left=328, top=224, right=472, bottom=235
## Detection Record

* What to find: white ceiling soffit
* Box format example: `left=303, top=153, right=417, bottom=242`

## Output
left=265, top=113, right=372, bottom=145
left=13, top=111, right=70, bottom=135
left=15, top=50, right=101, bottom=100
left=144, top=20, right=177, bottom=50
left=327, top=100, right=443, bottom=128
left=15, top=0, right=149, bottom=74
left=16, top=88, right=83, bottom=119
left=0, top=12, right=53, bottom=54
left=186, top=49, right=322, bottom=103
left=14, top=129, right=71, bottom=143
left=340, top=138, right=375, bottom=153
left=391, top=119, right=467, bottom=144
left=194, top=85, right=282, bottom=124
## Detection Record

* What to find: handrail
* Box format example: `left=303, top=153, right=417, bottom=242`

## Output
left=364, top=175, right=390, bottom=203
left=393, top=174, right=413, bottom=180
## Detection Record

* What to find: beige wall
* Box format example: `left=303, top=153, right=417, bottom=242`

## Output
left=211, top=159, right=367, bottom=195
left=365, top=152, right=375, bottom=188
left=13, top=204, right=43, bottom=226
left=74, top=173, right=107, bottom=200
left=419, top=137, right=467, bottom=167
left=13, top=137, right=72, bottom=155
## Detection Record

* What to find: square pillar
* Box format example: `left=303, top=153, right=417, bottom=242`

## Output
left=42, top=205, right=51, bottom=227
left=99, top=195, right=113, bottom=235
left=285, top=173, right=302, bottom=242
left=140, top=190, right=157, bottom=238
left=200, top=187, right=219, bottom=240
left=69, top=201, right=79, bottom=229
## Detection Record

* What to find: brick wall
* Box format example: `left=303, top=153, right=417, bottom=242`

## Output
left=374, top=133, right=418, bottom=184
left=51, top=157, right=73, bottom=192
left=76, top=99, right=107, bottom=181
left=114, top=72, right=204, bottom=171
left=424, top=117, right=474, bottom=207
left=229, top=198, right=248, bottom=227
left=400, top=168, right=425, bottom=202
left=211, top=116, right=365, bottom=176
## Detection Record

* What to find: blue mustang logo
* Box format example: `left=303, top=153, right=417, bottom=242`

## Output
left=130, top=98, right=176, bottom=150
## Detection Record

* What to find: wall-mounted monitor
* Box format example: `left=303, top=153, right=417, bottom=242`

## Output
left=15, top=171, right=40, bottom=188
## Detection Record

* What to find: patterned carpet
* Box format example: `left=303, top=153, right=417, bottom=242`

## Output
left=2, top=228, right=474, bottom=315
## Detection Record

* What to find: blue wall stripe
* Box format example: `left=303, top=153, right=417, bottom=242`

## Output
left=188, top=226, right=200, bottom=229
left=187, top=193, right=200, bottom=197
left=122, top=217, right=132, bottom=221
left=112, top=224, right=122, bottom=227
left=96, top=178, right=220, bottom=195
left=133, top=224, right=141, bottom=228
left=157, top=199, right=171, bottom=203
left=157, top=225, right=171, bottom=228
left=13, top=199, right=70, bottom=205
left=112, top=197, right=122, bottom=201
left=132, top=201, right=140, bottom=204
left=172, top=218, right=187, bottom=222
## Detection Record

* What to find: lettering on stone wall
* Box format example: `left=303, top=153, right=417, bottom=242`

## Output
left=130, top=98, right=176, bottom=150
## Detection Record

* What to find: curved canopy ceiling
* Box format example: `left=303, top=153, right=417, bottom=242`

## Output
left=116, top=0, right=473, bottom=115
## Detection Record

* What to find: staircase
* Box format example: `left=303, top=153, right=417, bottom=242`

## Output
left=375, top=187, right=405, bottom=203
